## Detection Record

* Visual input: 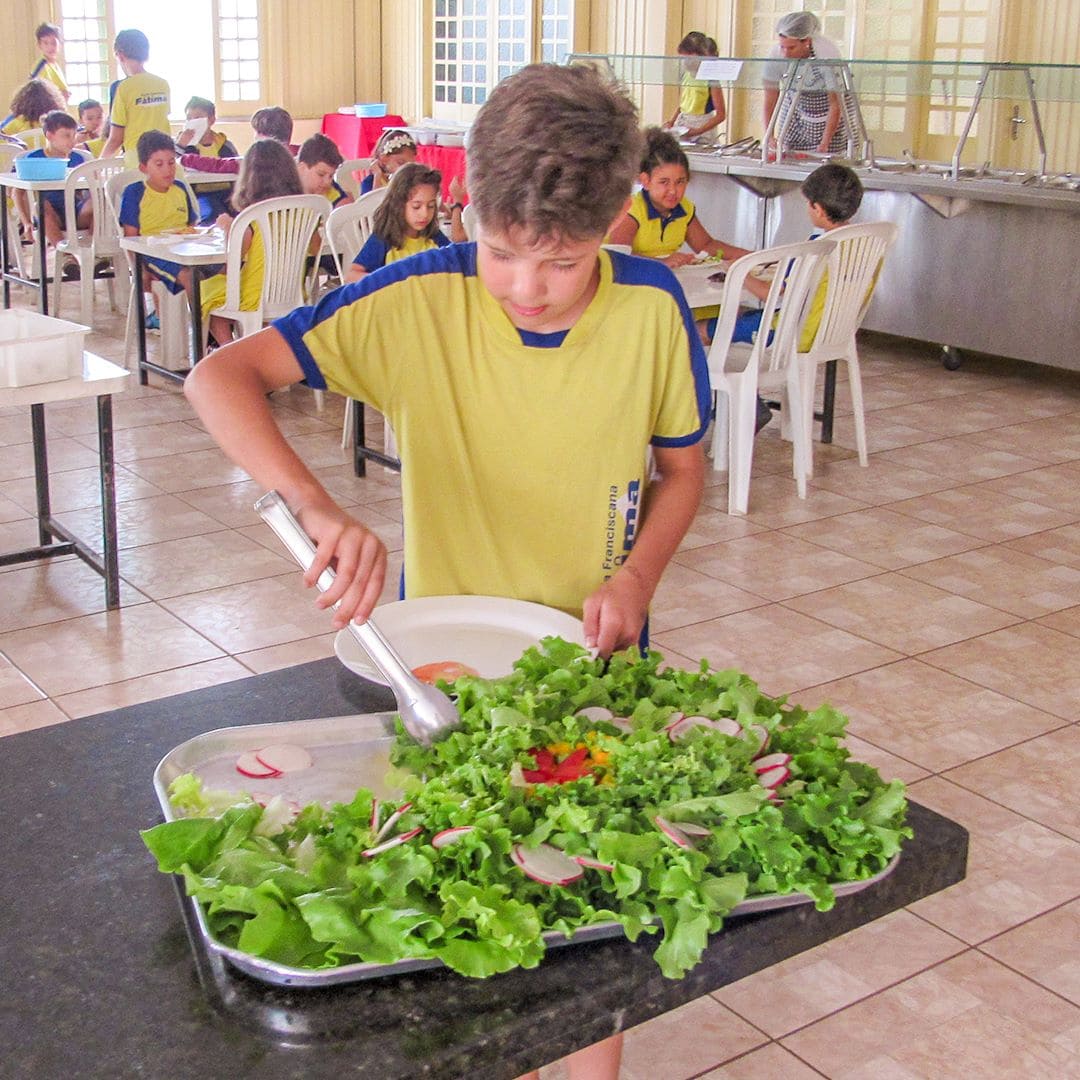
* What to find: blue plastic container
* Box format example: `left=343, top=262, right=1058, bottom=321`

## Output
left=353, top=103, right=388, bottom=118
left=14, top=156, right=68, bottom=181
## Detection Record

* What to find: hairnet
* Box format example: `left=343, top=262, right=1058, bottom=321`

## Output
left=776, top=11, right=821, bottom=38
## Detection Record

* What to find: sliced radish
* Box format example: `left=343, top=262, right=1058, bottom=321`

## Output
left=235, top=751, right=281, bottom=779
left=668, top=715, right=741, bottom=741
left=254, top=743, right=313, bottom=774
left=664, top=712, right=686, bottom=731
left=654, top=815, right=693, bottom=849
left=362, top=826, right=422, bottom=857
left=572, top=854, right=615, bottom=872
left=510, top=843, right=584, bottom=886
left=715, top=717, right=743, bottom=738
left=668, top=820, right=711, bottom=838
left=432, top=826, right=475, bottom=849
left=608, top=716, right=633, bottom=733
left=374, top=802, right=414, bottom=844
left=748, top=724, right=770, bottom=754
left=754, top=752, right=792, bottom=773
left=757, top=765, right=790, bottom=789
left=576, top=705, right=613, bottom=723
left=370, top=797, right=381, bottom=832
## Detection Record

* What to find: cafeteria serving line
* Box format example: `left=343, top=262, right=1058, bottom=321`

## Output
left=2, top=3, right=1079, bottom=1077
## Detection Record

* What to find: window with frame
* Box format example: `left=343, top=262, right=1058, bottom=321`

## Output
left=60, top=0, right=112, bottom=106
left=58, top=0, right=262, bottom=119
left=432, top=0, right=574, bottom=121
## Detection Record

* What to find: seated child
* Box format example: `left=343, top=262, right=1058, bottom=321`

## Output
left=200, top=139, right=304, bottom=347
left=76, top=99, right=107, bottom=156
left=119, top=129, right=198, bottom=326
left=1, top=77, right=65, bottom=147
left=19, top=110, right=91, bottom=254
left=345, top=162, right=454, bottom=282
left=608, top=127, right=748, bottom=270
left=179, top=104, right=295, bottom=174
left=731, top=163, right=865, bottom=352
left=297, top=133, right=352, bottom=208
left=176, top=96, right=238, bottom=222
left=359, top=128, right=417, bottom=194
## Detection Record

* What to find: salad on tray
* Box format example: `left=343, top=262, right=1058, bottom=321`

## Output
left=142, top=639, right=910, bottom=980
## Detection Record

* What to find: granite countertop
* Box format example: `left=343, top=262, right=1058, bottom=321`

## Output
left=0, top=658, right=968, bottom=1079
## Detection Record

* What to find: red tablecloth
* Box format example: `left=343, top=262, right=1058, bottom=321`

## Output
left=321, top=113, right=407, bottom=159
left=416, top=145, right=467, bottom=200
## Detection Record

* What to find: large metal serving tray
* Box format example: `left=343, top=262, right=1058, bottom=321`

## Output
left=154, top=713, right=900, bottom=987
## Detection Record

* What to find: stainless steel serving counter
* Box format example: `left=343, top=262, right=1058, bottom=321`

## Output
left=687, top=154, right=1080, bottom=371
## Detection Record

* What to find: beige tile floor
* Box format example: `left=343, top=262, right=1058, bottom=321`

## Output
left=2, top=284, right=1078, bottom=1079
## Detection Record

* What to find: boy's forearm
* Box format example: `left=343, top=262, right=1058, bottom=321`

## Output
left=184, top=329, right=329, bottom=511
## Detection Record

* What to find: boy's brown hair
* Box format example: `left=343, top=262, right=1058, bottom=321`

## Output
left=35, top=22, right=61, bottom=42
left=231, top=139, right=302, bottom=210
left=185, top=96, right=216, bottom=118
left=251, top=106, right=293, bottom=143
left=9, top=78, right=64, bottom=124
left=801, top=163, right=863, bottom=224
left=467, top=63, right=642, bottom=243
left=42, top=110, right=77, bottom=135
left=298, top=132, right=344, bottom=170
left=137, top=129, right=175, bottom=165
left=371, top=162, right=443, bottom=249
left=114, top=28, right=150, bottom=63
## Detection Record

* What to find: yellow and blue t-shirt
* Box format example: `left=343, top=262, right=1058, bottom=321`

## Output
left=30, top=58, right=68, bottom=102
left=25, top=148, right=90, bottom=221
left=627, top=190, right=697, bottom=259
left=353, top=231, right=450, bottom=272
left=274, top=244, right=709, bottom=617
left=110, top=72, right=171, bottom=168
left=119, top=179, right=197, bottom=293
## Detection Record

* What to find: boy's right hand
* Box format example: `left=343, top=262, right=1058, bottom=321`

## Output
left=295, top=499, right=388, bottom=628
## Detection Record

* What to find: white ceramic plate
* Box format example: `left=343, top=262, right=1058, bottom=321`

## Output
left=334, top=595, right=585, bottom=685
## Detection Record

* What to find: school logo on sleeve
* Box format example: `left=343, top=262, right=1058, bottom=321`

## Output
left=602, top=479, right=640, bottom=575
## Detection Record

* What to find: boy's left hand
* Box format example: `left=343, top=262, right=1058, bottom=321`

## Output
left=582, top=565, right=652, bottom=658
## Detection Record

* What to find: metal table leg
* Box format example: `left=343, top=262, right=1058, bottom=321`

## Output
left=30, top=403, right=53, bottom=546
left=35, top=191, right=49, bottom=315
left=134, top=251, right=149, bottom=385
left=97, top=394, right=120, bottom=608
left=820, top=359, right=837, bottom=444
left=1, top=187, right=11, bottom=308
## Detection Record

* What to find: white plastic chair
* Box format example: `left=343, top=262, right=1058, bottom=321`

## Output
left=334, top=157, right=372, bottom=200
left=207, top=193, right=329, bottom=339
left=325, top=188, right=388, bottom=280
left=1, top=144, right=28, bottom=277
left=53, top=157, right=132, bottom=326
left=796, top=221, right=899, bottom=473
left=107, top=169, right=191, bottom=371
left=706, top=239, right=834, bottom=516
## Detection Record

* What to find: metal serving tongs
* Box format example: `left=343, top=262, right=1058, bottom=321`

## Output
left=254, top=491, right=461, bottom=746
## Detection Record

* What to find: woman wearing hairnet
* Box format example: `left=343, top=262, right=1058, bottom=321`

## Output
left=762, top=11, right=846, bottom=154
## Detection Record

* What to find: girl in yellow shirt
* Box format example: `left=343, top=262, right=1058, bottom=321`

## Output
left=666, top=31, right=726, bottom=143
left=201, top=140, right=304, bottom=347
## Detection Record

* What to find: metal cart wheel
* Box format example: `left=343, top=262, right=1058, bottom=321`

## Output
left=941, top=345, right=964, bottom=371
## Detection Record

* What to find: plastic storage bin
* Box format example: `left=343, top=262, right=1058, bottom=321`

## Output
left=14, top=156, right=68, bottom=181
left=0, top=310, right=89, bottom=387
left=353, top=103, right=388, bottom=117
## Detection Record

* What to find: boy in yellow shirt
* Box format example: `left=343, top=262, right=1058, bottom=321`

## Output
left=101, top=29, right=172, bottom=168
left=186, top=61, right=710, bottom=1080
left=30, top=23, right=70, bottom=104
left=119, top=130, right=197, bottom=326
left=76, top=99, right=107, bottom=156
left=177, top=96, right=239, bottom=222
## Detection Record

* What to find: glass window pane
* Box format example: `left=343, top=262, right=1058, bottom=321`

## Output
left=239, top=60, right=259, bottom=80
left=221, top=39, right=239, bottom=59
left=238, top=18, right=257, bottom=37
left=239, top=39, right=258, bottom=59
left=240, top=81, right=259, bottom=99
left=222, top=60, right=240, bottom=82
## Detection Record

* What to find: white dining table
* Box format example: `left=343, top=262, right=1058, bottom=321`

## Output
left=671, top=260, right=732, bottom=311
left=0, top=171, right=94, bottom=316
left=0, top=350, right=129, bottom=607
left=119, top=230, right=226, bottom=386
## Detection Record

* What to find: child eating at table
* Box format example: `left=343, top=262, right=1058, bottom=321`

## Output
left=186, top=68, right=708, bottom=1075
left=359, top=128, right=418, bottom=194
left=17, top=110, right=91, bottom=253
left=76, top=99, right=107, bottom=157
left=345, top=162, right=462, bottom=282
left=297, top=133, right=352, bottom=208
left=200, top=139, right=304, bottom=347
left=119, top=129, right=197, bottom=327
left=176, top=96, right=238, bottom=222
left=607, top=127, right=747, bottom=270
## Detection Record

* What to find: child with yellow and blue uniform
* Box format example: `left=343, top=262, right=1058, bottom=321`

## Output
left=176, top=96, right=238, bottom=223
left=119, top=131, right=197, bottom=319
